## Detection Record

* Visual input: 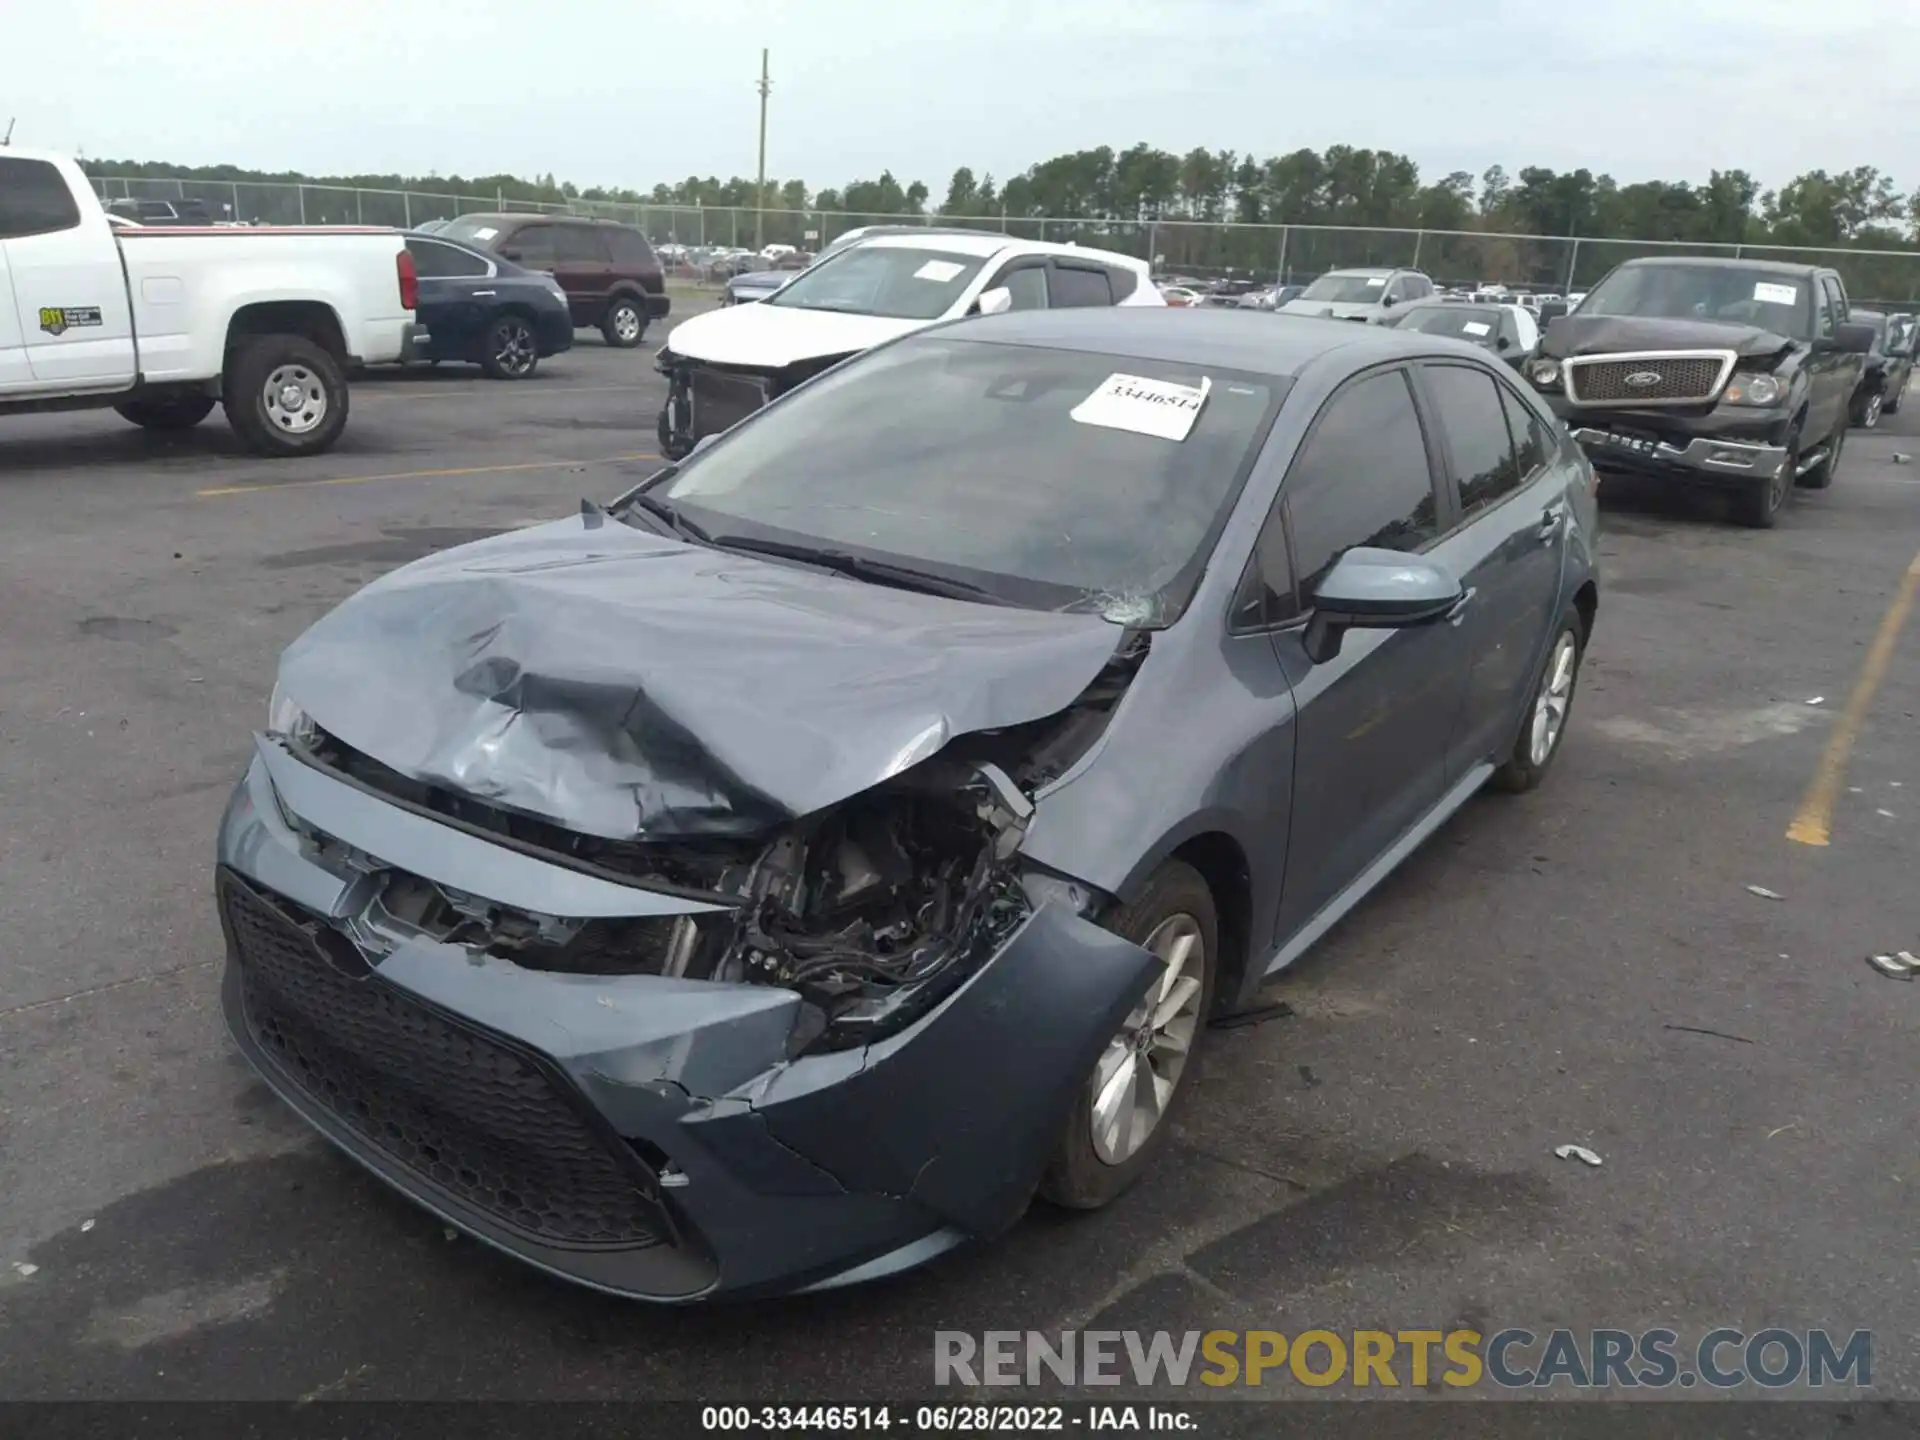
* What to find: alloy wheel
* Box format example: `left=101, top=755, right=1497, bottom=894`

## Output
left=1089, top=913, right=1205, bottom=1165
left=1529, top=631, right=1578, bottom=767
left=494, top=321, right=535, bottom=375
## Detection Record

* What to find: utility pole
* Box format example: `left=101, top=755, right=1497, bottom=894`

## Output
left=754, top=48, right=771, bottom=253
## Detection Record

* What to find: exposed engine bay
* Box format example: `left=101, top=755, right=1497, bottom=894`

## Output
left=295, top=633, right=1146, bottom=1049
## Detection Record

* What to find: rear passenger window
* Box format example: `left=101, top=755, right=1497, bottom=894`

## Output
left=606, top=228, right=657, bottom=267
left=1498, top=384, right=1553, bottom=476
left=1284, top=369, right=1440, bottom=598
left=406, top=239, right=490, bottom=278
left=0, top=157, right=83, bottom=239
left=556, top=225, right=609, bottom=263
left=1107, top=266, right=1140, bottom=302
left=1050, top=266, right=1114, bottom=308
left=1425, top=364, right=1521, bottom=517
left=507, top=224, right=557, bottom=265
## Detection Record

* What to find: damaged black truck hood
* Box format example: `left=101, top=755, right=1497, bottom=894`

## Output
left=1543, top=314, right=1797, bottom=361
left=275, top=516, right=1123, bottom=840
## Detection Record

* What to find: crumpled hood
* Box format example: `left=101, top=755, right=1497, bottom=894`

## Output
left=1279, top=299, right=1379, bottom=322
left=667, top=301, right=927, bottom=368
left=1542, top=314, right=1795, bottom=361
left=728, top=270, right=786, bottom=296
left=274, top=516, right=1122, bottom=841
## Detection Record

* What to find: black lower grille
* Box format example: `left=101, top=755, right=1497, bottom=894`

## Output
left=219, top=870, right=666, bottom=1249
left=1565, top=354, right=1727, bottom=405
left=688, top=365, right=768, bottom=437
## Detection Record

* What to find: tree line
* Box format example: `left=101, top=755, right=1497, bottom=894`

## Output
left=82, top=145, right=1920, bottom=297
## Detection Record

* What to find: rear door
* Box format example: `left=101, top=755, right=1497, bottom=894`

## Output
left=1, top=155, right=137, bottom=390
left=1270, top=365, right=1472, bottom=938
left=0, top=243, right=28, bottom=390
left=1812, top=274, right=1854, bottom=438
left=1047, top=262, right=1115, bottom=308
left=406, top=237, right=495, bottom=356
left=552, top=223, right=614, bottom=325
left=1414, top=361, right=1568, bottom=778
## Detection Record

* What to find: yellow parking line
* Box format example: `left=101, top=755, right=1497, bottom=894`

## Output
left=1786, top=548, right=1920, bottom=846
left=197, top=453, right=658, bottom=498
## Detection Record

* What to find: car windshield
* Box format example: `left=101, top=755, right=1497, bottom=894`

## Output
left=1300, top=274, right=1391, bottom=303
left=1392, top=306, right=1504, bottom=340
left=639, top=337, right=1286, bottom=625
left=766, top=245, right=988, bottom=320
left=1579, top=264, right=1812, bottom=337
left=441, top=217, right=512, bottom=247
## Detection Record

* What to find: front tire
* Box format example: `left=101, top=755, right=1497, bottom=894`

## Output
left=1493, top=607, right=1585, bottom=793
left=1038, top=860, right=1217, bottom=1212
left=1797, top=413, right=1845, bottom=491
left=222, top=334, right=348, bottom=457
left=480, top=314, right=540, bottom=380
left=1853, top=388, right=1884, bottom=429
left=1733, top=420, right=1796, bottom=528
left=602, top=297, right=646, bottom=348
left=115, top=394, right=216, bottom=431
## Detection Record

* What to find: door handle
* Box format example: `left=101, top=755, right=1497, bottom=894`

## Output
left=472, top=289, right=496, bottom=297
left=1446, top=587, right=1477, bottom=626
left=1538, top=506, right=1566, bottom=542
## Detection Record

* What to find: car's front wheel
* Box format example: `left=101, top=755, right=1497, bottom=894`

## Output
left=1853, top=388, right=1884, bottom=429
left=481, top=314, right=540, bottom=380
left=1039, top=860, right=1217, bottom=1211
left=603, top=297, right=646, bottom=348
left=1492, top=606, right=1585, bottom=793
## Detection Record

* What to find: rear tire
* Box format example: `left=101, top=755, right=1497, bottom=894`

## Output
left=115, top=394, right=215, bottom=431
left=480, top=313, right=540, bottom=380
left=602, top=296, right=646, bottom=348
left=1038, top=860, right=1217, bottom=1212
left=222, top=334, right=348, bottom=457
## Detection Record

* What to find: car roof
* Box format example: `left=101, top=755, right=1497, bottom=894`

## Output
left=1322, top=266, right=1402, bottom=278
left=934, top=307, right=1453, bottom=377
left=1615, top=254, right=1820, bottom=277
left=859, top=232, right=1150, bottom=271
left=452, top=212, right=637, bottom=231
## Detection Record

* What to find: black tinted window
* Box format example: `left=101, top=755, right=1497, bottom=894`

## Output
left=1051, top=266, right=1114, bottom=308
left=1230, top=507, right=1299, bottom=632
left=1498, top=383, right=1551, bottom=475
left=1426, top=365, right=1521, bottom=516
left=0, top=158, right=82, bottom=239
left=507, top=224, right=557, bottom=264
left=606, top=227, right=656, bottom=267
left=555, top=225, right=608, bottom=263
left=406, top=238, right=490, bottom=278
left=1108, top=266, right=1140, bottom=302
left=1284, top=369, right=1438, bottom=597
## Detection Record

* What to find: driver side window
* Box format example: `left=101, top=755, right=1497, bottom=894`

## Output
left=994, top=264, right=1049, bottom=311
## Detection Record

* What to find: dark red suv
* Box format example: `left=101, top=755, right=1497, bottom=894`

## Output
left=442, top=214, right=670, bottom=347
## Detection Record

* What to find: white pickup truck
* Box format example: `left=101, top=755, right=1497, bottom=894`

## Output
left=1, top=148, right=416, bottom=456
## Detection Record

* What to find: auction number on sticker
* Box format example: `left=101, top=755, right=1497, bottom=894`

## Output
left=702, top=1406, right=895, bottom=1431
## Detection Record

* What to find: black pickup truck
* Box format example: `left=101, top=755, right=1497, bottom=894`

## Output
left=1525, top=257, right=1873, bottom=527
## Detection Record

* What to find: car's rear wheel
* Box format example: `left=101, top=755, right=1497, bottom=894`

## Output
left=481, top=314, right=540, bottom=380
left=603, top=297, right=646, bottom=348
left=1492, top=606, right=1585, bottom=793
left=222, top=334, right=349, bottom=457
left=115, top=393, right=216, bottom=431
left=1038, top=860, right=1217, bottom=1211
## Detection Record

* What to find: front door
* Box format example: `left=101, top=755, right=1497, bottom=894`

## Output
left=1415, top=361, right=1568, bottom=776
left=1270, top=365, right=1472, bottom=940
left=0, top=155, right=136, bottom=390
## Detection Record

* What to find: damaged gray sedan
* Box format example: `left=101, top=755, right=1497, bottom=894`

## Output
left=217, top=308, right=1599, bottom=1301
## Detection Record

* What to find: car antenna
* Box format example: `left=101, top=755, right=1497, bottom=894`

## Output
left=1, top=118, right=14, bottom=147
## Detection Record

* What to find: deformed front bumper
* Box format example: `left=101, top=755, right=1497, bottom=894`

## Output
left=214, top=738, right=1159, bottom=1301
left=1568, top=427, right=1790, bottom=486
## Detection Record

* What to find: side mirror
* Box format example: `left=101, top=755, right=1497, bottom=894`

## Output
left=974, top=286, right=1014, bottom=317
left=1381, top=294, right=1398, bottom=307
left=1537, top=301, right=1569, bottom=324
left=1834, top=322, right=1877, bottom=354
left=1496, top=335, right=1513, bottom=350
left=690, top=434, right=720, bottom=456
left=1301, top=548, right=1466, bottom=665
left=499, top=248, right=523, bottom=262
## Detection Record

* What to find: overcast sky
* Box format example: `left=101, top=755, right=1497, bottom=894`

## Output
left=10, top=0, right=1919, bottom=195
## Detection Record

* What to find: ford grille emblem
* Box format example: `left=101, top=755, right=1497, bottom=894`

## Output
left=1624, top=371, right=1663, bottom=389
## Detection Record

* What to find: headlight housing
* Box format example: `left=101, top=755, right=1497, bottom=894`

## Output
left=1528, top=358, right=1562, bottom=390
left=266, top=683, right=316, bottom=746
left=1720, top=372, right=1786, bottom=407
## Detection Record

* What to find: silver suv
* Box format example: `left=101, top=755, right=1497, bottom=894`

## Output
left=1279, top=267, right=1435, bottom=324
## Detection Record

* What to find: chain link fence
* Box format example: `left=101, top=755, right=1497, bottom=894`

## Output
left=91, top=176, right=1920, bottom=303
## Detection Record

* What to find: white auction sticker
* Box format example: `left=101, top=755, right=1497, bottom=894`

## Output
left=913, top=259, right=966, bottom=282
left=1462, top=321, right=1491, bottom=336
left=1071, top=373, right=1212, bottom=441
left=472, top=226, right=499, bottom=240
left=1753, top=281, right=1799, bottom=305
left=1366, top=276, right=1387, bottom=287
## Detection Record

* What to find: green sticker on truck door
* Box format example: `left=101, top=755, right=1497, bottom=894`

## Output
left=38, top=306, right=103, bottom=336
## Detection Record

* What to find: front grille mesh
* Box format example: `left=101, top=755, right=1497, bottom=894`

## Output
left=1565, top=354, right=1727, bottom=405
left=221, top=872, right=666, bottom=1249
left=689, top=366, right=769, bottom=437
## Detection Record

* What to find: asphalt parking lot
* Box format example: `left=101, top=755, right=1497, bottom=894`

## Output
left=2, top=318, right=1918, bottom=1404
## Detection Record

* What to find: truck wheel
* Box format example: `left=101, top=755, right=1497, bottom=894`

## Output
left=115, top=394, right=216, bottom=431
left=480, top=314, right=540, bottom=380
left=1038, top=860, right=1217, bottom=1212
left=657, top=404, right=692, bottom=460
left=1797, top=416, right=1845, bottom=491
left=602, top=297, right=646, bottom=348
left=1734, top=422, right=1796, bottom=528
left=223, top=335, right=348, bottom=457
